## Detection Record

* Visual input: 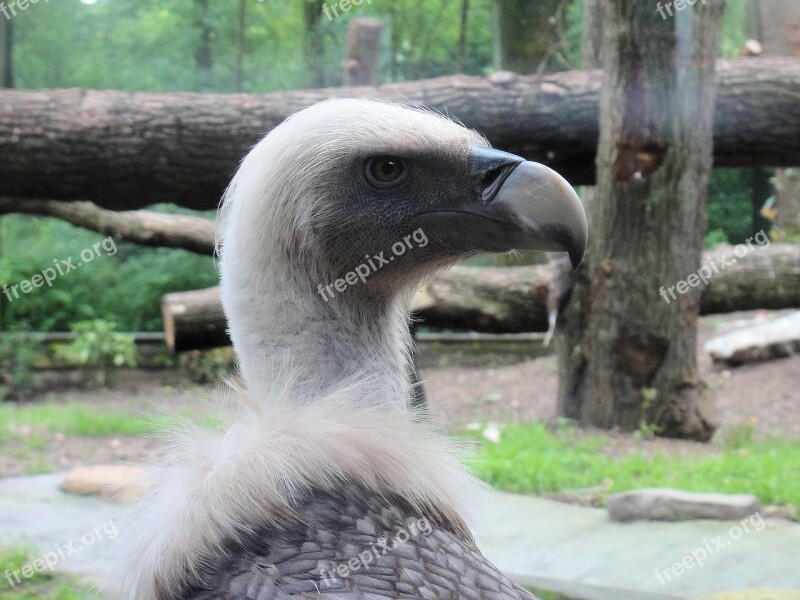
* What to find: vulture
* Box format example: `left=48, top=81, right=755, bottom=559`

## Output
left=107, top=99, right=587, bottom=600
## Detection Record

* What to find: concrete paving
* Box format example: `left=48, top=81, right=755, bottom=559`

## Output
left=0, top=473, right=119, bottom=584
left=1, top=473, right=799, bottom=600
left=477, top=492, right=800, bottom=600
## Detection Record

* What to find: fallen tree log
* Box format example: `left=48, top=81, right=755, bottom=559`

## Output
left=0, top=198, right=216, bottom=254
left=2, top=57, right=800, bottom=209
left=162, top=287, right=228, bottom=353
left=162, top=243, right=800, bottom=351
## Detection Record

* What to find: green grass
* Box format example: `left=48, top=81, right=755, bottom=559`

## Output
left=0, top=402, right=224, bottom=439
left=469, top=423, right=800, bottom=510
left=0, top=403, right=155, bottom=437
left=0, top=546, right=90, bottom=599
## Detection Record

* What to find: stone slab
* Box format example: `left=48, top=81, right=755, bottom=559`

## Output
left=607, top=489, right=762, bottom=522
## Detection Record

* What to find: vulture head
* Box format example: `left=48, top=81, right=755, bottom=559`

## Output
left=110, top=99, right=586, bottom=600
left=219, top=99, right=586, bottom=406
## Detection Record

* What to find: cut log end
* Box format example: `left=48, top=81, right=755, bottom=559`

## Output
left=162, top=287, right=228, bottom=353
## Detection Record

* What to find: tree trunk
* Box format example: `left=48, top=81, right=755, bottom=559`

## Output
left=0, top=15, right=9, bottom=332
left=1, top=58, right=799, bottom=209
left=303, top=0, right=326, bottom=88
left=556, top=0, right=605, bottom=420
left=560, top=0, right=726, bottom=441
left=0, top=15, right=11, bottom=89
left=456, top=0, right=470, bottom=73
left=492, top=0, right=567, bottom=74
left=193, top=0, right=214, bottom=91
left=749, top=0, right=800, bottom=234
left=234, top=0, right=247, bottom=93
left=162, top=244, right=800, bottom=350
left=0, top=198, right=215, bottom=254
left=344, top=18, right=384, bottom=86
left=580, top=0, right=605, bottom=69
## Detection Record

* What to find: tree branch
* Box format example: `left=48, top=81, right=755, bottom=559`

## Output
left=0, top=198, right=215, bottom=255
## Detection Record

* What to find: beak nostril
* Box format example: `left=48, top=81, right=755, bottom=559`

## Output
left=469, top=146, right=525, bottom=204
left=482, top=166, right=504, bottom=188
left=481, top=163, right=520, bottom=204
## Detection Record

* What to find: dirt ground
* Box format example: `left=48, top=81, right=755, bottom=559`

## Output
left=421, top=309, right=800, bottom=458
left=2, top=310, right=798, bottom=478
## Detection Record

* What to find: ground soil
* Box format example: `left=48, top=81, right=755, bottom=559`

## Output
left=1, top=310, right=797, bottom=478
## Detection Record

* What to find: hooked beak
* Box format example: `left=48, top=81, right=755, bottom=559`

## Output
left=412, top=146, right=588, bottom=268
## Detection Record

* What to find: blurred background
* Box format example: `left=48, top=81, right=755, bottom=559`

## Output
left=0, top=0, right=799, bottom=599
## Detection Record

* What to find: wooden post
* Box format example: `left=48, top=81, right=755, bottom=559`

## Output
left=344, top=18, right=384, bottom=86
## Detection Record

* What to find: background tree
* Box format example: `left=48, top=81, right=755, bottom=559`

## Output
left=491, top=0, right=570, bottom=73
left=302, top=0, right=326, bottom=88
left=0, top=16, right=11, bottom=88
left=748, top=0, right=800, bottom=235
left=192, top=0, right=215, bottom=91
left=0, top=14, right=9, bottom=332
left=234, top=0, right=247, bottom=92
left=558, top=0, right=726, bottom=441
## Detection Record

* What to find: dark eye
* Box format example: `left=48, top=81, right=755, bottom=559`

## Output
left=365, top=156, right=406, bottom=187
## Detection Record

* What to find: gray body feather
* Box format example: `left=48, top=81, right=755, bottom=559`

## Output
left=177, top=486, right=537, bottom=600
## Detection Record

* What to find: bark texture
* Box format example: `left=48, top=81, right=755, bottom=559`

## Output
left=1, top=58, right=800, bottom=209
left=163, top=244, right=800, bottom=350
left=558, top=0, right=726, bottom=441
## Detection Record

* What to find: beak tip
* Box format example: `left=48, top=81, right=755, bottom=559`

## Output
left=568, top=226, right=588, bottom=270
left=569, top=249, right=585, bottom=270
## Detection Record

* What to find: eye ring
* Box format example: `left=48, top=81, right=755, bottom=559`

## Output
left=365, top=156, right=407, bottom=188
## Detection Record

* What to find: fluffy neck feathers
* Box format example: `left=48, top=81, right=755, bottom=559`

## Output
left=106, top=384, right=486, bottom=600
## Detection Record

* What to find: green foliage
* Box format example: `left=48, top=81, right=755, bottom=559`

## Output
left=1, top=215, right=218, bottom=333
left=707, top=168, right=757, bottom=245
left=720, top=0, right=748, bottom=58
left=53, top=320, right=137, bottom=387
left=10, top=0, right=502, bottom=92
left=0, top=334, right=44, bottom=401
left=469, top=423, right=800, bottom=511
left=636, top=387, right=661, bottom=440
left=179, top=348, right=237, bottom=384
left=704, top=228, right=729, bottom=248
